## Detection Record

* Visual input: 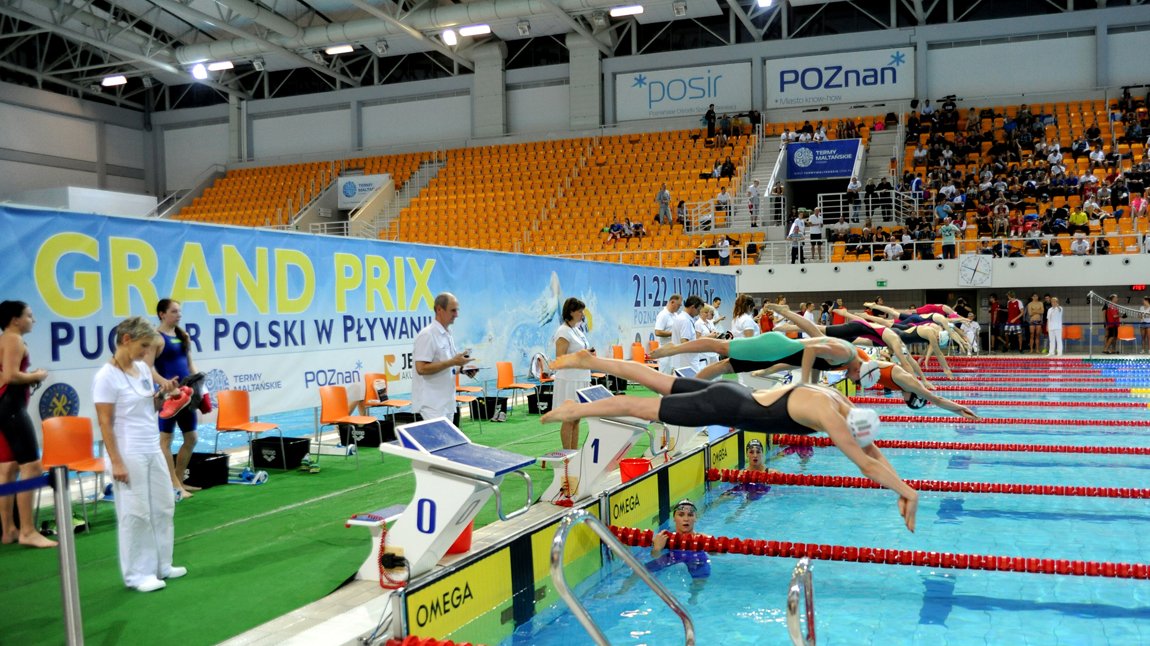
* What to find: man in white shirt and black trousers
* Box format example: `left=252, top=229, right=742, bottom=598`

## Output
left=412, top=292, right=472, bottom=424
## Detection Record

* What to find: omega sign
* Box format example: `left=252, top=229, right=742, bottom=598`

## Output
left=415, top=582, right=474, bottom=627
left=765, top=48, right=914, bottom=108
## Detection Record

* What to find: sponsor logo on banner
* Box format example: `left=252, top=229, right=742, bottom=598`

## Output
left=616, top=62, right=751, bottom=121
left=336, top=173, right=391, bottom=209
left=405, top=548, right=513, bottom=637
left=787, top=140, right=861, bottom=179
left=766, top=48, right=913, bottom=108
left=39, top=383, right=80, bottom=419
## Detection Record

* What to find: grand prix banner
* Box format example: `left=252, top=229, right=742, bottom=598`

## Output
left=765, top=47, right=914, bottom=108
left=615, top=62, right=751, bottom=121
left=786, top=139, right=862, bottom=180
left=1, top=206, right=734, bottom=423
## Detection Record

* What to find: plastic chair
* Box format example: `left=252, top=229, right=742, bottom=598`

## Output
left=494, top=362, right=536, bottom=417
left=214, top=390, right=285, bottom=469
left=454, top=373, right=482, bottom=431
left=362, top=372, right=411, bottom=428
left=317, top=386, right=383, bottom=467
left=37, top=416, right=104, bottom=528
left=631, top=342, right=647, bottom=363
left=1118, top=325, right=1137, bottom=353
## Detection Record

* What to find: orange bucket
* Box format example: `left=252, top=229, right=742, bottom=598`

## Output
left=446, top=520, right=474, bottom=555
left=619, top=458, right=652, bottom=483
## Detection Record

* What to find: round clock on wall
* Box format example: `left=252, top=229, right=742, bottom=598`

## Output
left=957, top=253, right=993, bottom=287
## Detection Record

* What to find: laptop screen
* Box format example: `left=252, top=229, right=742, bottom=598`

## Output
left=576, top=384, right=614, bottom=403
left=674, top=366, right=697, bottom=378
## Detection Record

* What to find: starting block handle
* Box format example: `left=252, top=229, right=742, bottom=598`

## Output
left=538, top=449, right=579, bottom=469
left=425, top=465, right=534, bottom=522
left=646, top=425, right=671, bottom=457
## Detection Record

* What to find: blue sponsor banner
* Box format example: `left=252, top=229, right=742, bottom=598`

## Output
left=1, top=206, right=734, bottom=420
left=786, top=140, right=861, bottom=180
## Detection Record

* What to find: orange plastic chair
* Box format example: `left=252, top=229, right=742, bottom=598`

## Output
left=317, top=385, right=383, bottom=466
left=362, top=372, right=411, bottom=428
left=1118, top=325, right=1137, bottom=353
left=612, top=345, right=624, bottom=359
left=495, top=362, right=536, bottom=416
left=631, top=342, right=647, bottom=363
left=454, top=372, right=484, bottom=431
left=214, top=390, right=285, bottom=469
left=38, top=416, right=105, bottom=528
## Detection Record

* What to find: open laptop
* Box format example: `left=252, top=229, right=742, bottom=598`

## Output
left=576, top=384, right=651, bottom=427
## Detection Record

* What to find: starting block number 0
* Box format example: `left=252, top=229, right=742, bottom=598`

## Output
left=416, top=499, right=436, bottom=534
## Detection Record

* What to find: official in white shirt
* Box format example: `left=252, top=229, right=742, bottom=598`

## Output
left=411, top=292, right=471, bottom=421
left=671, top=296, right=704, bottom=370
left=654, top=295, right=683, bottom=374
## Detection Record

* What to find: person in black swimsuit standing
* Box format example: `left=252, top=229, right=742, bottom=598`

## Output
left=542, top=350, right=919, bottom=532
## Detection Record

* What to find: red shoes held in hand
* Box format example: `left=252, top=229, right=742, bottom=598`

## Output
left=160, top=386, right=193, bottom=419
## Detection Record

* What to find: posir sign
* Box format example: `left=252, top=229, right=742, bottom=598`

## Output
left=765, top=48, right=913, bottom=108
left=616, top=62, right=751, bottom=121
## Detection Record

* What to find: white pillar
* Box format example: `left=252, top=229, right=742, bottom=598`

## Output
left=567, top=33, right=602, bottom=130
left=472, top=42, right=507, bottom=138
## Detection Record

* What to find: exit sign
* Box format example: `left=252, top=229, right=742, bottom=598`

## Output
left=876, top=280, right=888, bottom=287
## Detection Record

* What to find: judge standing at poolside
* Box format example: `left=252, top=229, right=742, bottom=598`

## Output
left=412, top=293, right=471, bottom=422
left=553, top=297, right=593, bottom=450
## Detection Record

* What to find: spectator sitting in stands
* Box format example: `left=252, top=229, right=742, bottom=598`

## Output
left=1095, top=237, right=1111, bottom=255
left=676, top=200, right=688, bottom=226
left=720, top=157, right=736, bottom=180
left=1008, top=210, right=1025, bottom=238
left=1044, top=238, right=1063, bottom=256
left=1070, top=136, right=1090, bottom=160
left=1025, top=223, right=1043, bottom=250
left=712, top=160, right=722, bottom=178
left=994, top=239, right=1023, bottom=258
left=1085, top=121, right=1103, bottom=146
left=627, top=218, right=646, bottom=239
left=1088, top=146, right=1107, bottom=170
left=1070, top=233, right=1091, bottom=256
left=979, top=238, right=996, bottom=255
left=604, top=218, right=626, bottom=245
left=992, top=198, right=1010, bottom=236
left=1067, top=206, right=1090, bottom=235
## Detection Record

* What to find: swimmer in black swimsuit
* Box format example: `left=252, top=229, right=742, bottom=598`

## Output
left=543, top=351, right=919, bottom=532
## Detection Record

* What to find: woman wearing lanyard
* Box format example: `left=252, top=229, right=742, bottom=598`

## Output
left=553, top=298, right=593, bottom=450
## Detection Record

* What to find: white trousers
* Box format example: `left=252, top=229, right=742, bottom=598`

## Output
left=1048, top=327, right=1064, bottom=355
left=109, top=452, right=175, bottom=587
left=965, top=321, right=981, bottom=354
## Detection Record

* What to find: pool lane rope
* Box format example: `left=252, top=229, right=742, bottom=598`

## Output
left=773, top=434, right=1150, bottom=455
left=877, top=414, right=1150, bottom=426
left=850, top=396, right=1150, bottom=409
left=705, top=468, right=1150, bottom=499
left=607, top=526, right=1150, bottom=580
left=932, top=385, right=1135, bottom=394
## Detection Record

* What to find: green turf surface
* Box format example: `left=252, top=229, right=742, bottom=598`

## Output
left=0, top=392, right=657, bottom=645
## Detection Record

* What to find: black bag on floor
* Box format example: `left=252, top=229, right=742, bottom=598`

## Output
left=182, top=452, right=229, bottom=488
left=251, top=437, right=310, bottom=470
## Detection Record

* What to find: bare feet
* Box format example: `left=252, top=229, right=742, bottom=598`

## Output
left=2, top=529, right=18, bottom=545
left=765, top=302, right=790, bottom=312
left=20, top=531, right=58, bottom=549
left=182, top=483, right=202, bottom=493
left=541, top=400, right=584, bottom=424
left=551, top=349, right=595, bottom=371
left=177, top=488, right=194, bottom=500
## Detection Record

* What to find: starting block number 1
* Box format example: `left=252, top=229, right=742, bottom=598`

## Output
left=416, top=499, right=436, bottom=534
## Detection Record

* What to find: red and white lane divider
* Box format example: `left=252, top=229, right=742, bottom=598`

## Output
left=931, top=385, right=1132, bottom=394
left=774, top=434, right=1150, bottom=455
left=851, top=396, right=1149, bottom=408
left=608, top=526, right=1150, bottom=579
left=707, top=468, right=1150, bottom=499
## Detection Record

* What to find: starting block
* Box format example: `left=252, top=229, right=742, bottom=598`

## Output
left=740, top=369, right=794, bottom=392
left=540, top=385, right=668, bottom=506
left=367, top=418, right=535, bottom=579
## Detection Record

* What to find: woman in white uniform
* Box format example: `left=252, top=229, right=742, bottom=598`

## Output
left=1046, top=297, right=1064, bottom=356
left=93, top=317, right=186, bottom=592
left=731, top=294, right=758, bottom=338
left=553, top=298, right=592, bottom=450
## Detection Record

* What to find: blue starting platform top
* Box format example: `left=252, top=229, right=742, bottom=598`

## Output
left=392, top=417, right=535, bottom=478
left=575, top=385, right=651, bottom=427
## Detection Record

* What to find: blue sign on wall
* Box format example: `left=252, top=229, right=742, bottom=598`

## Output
left=786, top=140, right=861, bottom=180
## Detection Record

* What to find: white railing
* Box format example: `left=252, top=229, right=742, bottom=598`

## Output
left=557, top=242, right=763, bottom=268
left=309, top=221, right=349, bottom=236
left=682, top=196, right=787, bottom=232
left=147, top=163, right=227, bottom=219
left=831, top=230, right=1147, bottom=262
left=817, top=190, right=903, bottom=226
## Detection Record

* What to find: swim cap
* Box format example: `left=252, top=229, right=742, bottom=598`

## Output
left=903, top=392, right=929, bottom=409
left=937, top=330, right=950, bottom=348
left=857, top=361, right=881, bottom=390
left=746, top=439, right=764, bottom=452
left=674, top=499, right=697, bottom=513
left=846, top=408, right=881, bottom=447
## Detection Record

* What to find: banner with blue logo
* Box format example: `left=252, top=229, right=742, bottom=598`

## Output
left=615, top=62, right=751, bottom=122
left=786, top=140, right=861, bottom=180
left=337, top=173, right=391, bottom=209
left=765, top=48, right=913, bottom=108
left=0, top=206, right=734, bottom=422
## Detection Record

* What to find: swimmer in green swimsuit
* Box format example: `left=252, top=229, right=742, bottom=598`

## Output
left=649, top=328, right=867, bottom=384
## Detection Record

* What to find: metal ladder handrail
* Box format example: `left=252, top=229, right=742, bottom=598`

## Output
left=786, top=557, right=816, bottom=646
left=550, top=509, right=695, bottom=646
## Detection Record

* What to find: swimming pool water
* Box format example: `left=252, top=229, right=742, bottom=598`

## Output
left=504, top=363, right=1150, bottom=646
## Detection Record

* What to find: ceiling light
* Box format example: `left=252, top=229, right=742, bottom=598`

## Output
left=191, top=63, right=208, bottom=80
left=325, top=44, right=354, bottom=55
left=207, top=61, right=234, bottom=71
left=517, top=20, right=531, bottom=37
left=251, top=58, right=265, bottom=71
left=756, top=0, right=773, bottom=7
left=374, top=40, right=389, bottom=56
left=672, top=1, right=687, bottom=16
left=101, top=75, right=127, bottom=87
left=442, top=28, right=458, bottom=46
left=458, top=24, right=491, bottom=37
left=609, top=5, right=644, bottom=17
